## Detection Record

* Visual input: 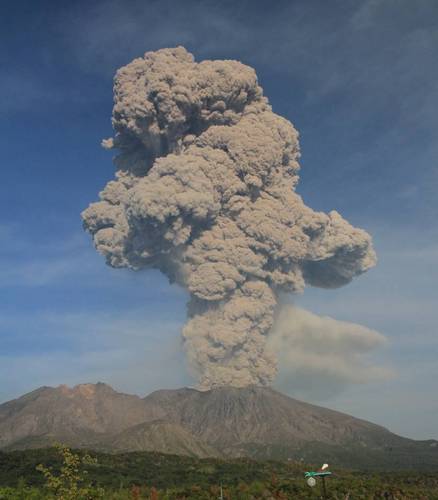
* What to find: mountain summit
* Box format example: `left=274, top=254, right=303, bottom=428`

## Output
left=1, top=384, right=436, bottom=469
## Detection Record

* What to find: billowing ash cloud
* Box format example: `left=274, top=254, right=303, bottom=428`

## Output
left=82, top=47, right=376, bottom=389
left=268, top=306, right=393, bottom=400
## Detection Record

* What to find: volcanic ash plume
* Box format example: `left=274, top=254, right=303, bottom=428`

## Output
left=82, top=47, right=376, bottom=389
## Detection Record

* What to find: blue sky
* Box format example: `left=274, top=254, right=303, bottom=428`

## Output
left=1, top=0, right=437, bottom=439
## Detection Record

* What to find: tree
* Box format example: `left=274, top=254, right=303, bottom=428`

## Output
left=36, top=443, right=104, bottom=499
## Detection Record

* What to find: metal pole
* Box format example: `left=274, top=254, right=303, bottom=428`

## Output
left=321, top=476, right=328, bottom=499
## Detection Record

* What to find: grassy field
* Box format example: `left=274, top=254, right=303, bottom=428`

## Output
left=0, top=447, right=437, bottom=499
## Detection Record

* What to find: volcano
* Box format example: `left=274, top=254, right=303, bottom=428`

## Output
left=1, top=383, right=436, bottom=469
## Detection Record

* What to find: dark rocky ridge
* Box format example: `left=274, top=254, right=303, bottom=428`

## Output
left=1, top=383, right=437, bottom=469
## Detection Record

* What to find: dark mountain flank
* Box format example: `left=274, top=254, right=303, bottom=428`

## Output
left=1, top=384, right=437, bottom=469
left=106, top=420, right=218, bottom=458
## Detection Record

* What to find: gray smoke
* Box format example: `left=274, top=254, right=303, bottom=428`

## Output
left=268, top=306, right=392, bottom=400
left=82, top=47, right=376, bottom=389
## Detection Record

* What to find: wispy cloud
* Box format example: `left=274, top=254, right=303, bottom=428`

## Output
left=0, top=254, right=93, bottom=287
left=54, top=1, right=438, bottom=214
left=0, top=307, right=191, bottom=404
left=0, top=68, right=98, bottom=114
left=56, top=0, right=438, bottom=105
left=0, top=227, right=98, bottom=287
left=0, top=224, right=186, bottom=294
left=0, top=72, right=55, bottom=113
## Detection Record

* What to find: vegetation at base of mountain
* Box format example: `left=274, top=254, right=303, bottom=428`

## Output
left=35, top=443, right=105, bottom=499
left=0, top=447, right=437, bottom=499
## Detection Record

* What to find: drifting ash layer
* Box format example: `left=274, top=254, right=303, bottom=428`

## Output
left=82, top=47, right=376, bottom=389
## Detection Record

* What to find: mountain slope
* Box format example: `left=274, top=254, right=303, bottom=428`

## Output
left=105, top=420, right=219, bottom=457
left=1, top=383, right=437, bottom=469
left=142, top=386, right=438, bottom=466
left=0, top=383, right=164, bottom=450
left=143, top=386, right=399, bottom=451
